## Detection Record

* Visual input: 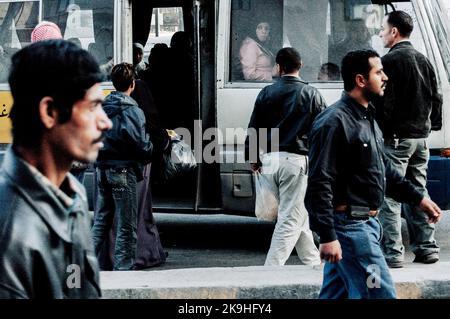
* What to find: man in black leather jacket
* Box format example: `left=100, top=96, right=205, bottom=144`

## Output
left=376, top=11, right=443, bottom=268
left=92, top=63, right=153, bottom=271
left=246, top=47, right=326, bottom=266
left=0, top=40, right=112, bottom=298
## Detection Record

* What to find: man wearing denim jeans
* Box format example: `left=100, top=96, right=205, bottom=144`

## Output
left=306, top=50, right=442, bottom=299
left=246, top=47, right=326, bottom=266
left=92, top=63, right=153, bottom=270
left=376, top=11, right=443, bottom=268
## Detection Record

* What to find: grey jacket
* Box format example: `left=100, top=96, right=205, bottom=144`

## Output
left=0, top=149, right=101, bottom=299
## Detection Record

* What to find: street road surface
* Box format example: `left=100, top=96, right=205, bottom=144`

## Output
left=149, top=212, right=450, bottom=271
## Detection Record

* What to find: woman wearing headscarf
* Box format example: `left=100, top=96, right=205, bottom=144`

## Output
left=239, top=21, right=275, bottom=81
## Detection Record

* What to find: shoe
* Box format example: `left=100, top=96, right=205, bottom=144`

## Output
left=386, top=260, right=404, bottom=268
left=413, top=253, right=439, bottom=264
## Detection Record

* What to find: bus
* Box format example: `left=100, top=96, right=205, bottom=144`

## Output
left=0, top=0, right=450, bottom=214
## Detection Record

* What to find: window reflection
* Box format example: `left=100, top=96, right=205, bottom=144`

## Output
left=229, top=0, right=387, bottom=83
left=0, top=1, right=39, bottom=83
left=43, top=0, right=114, bottom=78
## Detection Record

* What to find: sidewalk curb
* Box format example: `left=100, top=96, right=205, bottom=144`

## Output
left=100, top=262, right=450, bottom=299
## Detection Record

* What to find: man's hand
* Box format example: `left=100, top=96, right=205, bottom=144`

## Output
left=319, top=240, right=342, bottom=263
left=250, top=163, right=261, bottom=173
left=419, top=197, right=442, bottom=224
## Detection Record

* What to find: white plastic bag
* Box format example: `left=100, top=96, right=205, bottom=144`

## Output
left=162, top=134, right=197, bottom=182
left=254, top=171, right=279, bottom=221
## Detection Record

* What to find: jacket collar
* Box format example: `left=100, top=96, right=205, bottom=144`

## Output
left=279, top=75, right=308, bottom=84
left=389, top=40, right=413, bottom=53
left=1, top=147, right=83, bottom=243
left=104, top=91, right=138, bottom=108
left=341, top=91, right=376, bottom=120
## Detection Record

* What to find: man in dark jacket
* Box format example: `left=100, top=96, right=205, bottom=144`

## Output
left=376, top=11, right=443, bottom=268
left=92, top=63, right=153, bottom=271
left=305, top=49, right=441, bottom=299
left=0, top=40, right=112, bottom=298
left=246, top=47, right=326, bottom=266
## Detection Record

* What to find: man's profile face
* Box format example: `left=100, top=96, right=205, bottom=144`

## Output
left=363, top=57, right=388, bottom=100
left=50, top=83, right=112, bottom=163
left=379, top=16, right=395, bottom=48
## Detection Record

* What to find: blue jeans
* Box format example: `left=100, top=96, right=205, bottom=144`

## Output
left=319, top=213, right=396, bottom=299
left=92, top=167, right=138, bottom=270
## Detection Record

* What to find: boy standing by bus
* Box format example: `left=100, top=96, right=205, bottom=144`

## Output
left=92, top=63, right=153, bottom=270
left=246, top=47, right=326, bottom=266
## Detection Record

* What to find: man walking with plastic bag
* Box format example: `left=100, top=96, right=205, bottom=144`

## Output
left=245, top=47, right=326, bottom=266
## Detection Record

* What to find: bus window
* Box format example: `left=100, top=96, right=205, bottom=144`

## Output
left=230, top=0, right=282, bottom=82
left=425, top=0, right=450, bottom=82
left=143, top=7, right=184, bottom=63
left=229, top=0, right=385, bottom=83
left=42, top=0, right=114, bottom=77
left=0, top=1, right=39, bottom=83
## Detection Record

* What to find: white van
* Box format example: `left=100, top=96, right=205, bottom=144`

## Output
left=0, top=0, right=449, bottom=214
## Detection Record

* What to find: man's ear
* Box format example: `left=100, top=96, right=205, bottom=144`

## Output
left=391, top=26, right=399, bottom=38
left=355, top=74, right=366, bottom=88
left=39, top=97, right=58, bottom=129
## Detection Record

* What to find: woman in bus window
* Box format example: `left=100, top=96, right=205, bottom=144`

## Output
left=239, top=21, right=276, bottom=81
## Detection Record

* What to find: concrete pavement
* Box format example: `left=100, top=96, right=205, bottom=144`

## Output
left=100, top=212, right=450, bottom=299
left=100, top=262, right=450, bottom=299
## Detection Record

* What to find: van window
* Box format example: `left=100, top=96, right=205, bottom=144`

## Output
left=0, top=1, right=39, bottom=83
left=43, top=0, right=114, bottom=77
left=229, top=0, right=427, bottom=83
left=426, top=0, right=450, bottom=82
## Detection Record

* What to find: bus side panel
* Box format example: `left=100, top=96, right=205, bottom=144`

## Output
left=415, top=0, right=450, bottom=209
left=427, top=73, right=450, bottom=209
left=217, top=86, right=342, bottom=215
left=427, top=156, right=450, bottom=209
left=0, top=91, right=13, bottom=145
left=217, top=88, right=258, bottom=215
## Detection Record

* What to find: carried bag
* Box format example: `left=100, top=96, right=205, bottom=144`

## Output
left=162, top=132, right=197, bottom=182
left=254, top=171, right=279, bottom=221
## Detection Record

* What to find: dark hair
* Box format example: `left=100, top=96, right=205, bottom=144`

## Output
left=170, top=31, right=191, bottom=51
left=8, top=39, right=103, bottom=148
left=341, top=49, right=380, bottom=92
left=275, top=47, right=302, bottom=74
left=319, top=63, right=340, bottom=81
left=386, top=10, right=413, bottom=37
left=110, top=63, right=135, bottom=92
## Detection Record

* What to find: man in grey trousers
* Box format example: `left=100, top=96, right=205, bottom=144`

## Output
left=246, top=47, right=326, bottom=266
left=376, top=10, right=443, bottom=268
